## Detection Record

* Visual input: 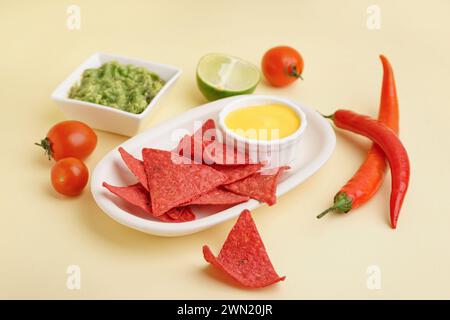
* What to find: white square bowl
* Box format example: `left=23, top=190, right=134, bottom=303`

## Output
left=51, top=52, right=182, bottom=136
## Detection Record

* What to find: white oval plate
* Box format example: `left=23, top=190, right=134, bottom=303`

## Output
left=91, top=95, right=336, bottom=236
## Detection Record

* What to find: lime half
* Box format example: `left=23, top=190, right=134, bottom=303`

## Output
left=196, top=53, right=260, bottom=101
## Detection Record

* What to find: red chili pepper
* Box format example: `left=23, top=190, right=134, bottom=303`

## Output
left=379, top=55, right=399, bottom=134
left=322, top=110, right=410, bottom=229
left=318, top=55, right=399, bottom=221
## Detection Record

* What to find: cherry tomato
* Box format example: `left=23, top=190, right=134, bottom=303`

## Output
left=51, top=157, right=89, bottom=197
left=261, top=46, right=304, bottom=87
left=36, top=120, right=97, bottom=160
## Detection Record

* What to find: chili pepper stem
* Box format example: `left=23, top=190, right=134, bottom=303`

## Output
left=316, top=192, right=353, bottom=219
left=317, top=206, right=337, bottom=219
left=35, top=137, right=52, bottom=160
left=321, top=113, right=335, bottom=120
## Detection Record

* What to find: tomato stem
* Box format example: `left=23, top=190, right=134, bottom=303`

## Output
left=35, top=137, right=52, bottom=160
left=289, top=65, right=303, bottom=80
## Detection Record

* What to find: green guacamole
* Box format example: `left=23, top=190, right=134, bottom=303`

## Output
left=68, top=61, right=165, bottom=114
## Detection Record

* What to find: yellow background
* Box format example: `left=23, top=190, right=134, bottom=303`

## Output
left=1, top=0, right=450, bottom=299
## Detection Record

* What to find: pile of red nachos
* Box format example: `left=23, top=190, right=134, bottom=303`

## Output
left=103, top=119, right=289, bottom=223
left=103, top=119, right=287, bottom=287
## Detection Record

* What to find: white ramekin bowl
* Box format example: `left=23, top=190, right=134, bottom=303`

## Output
left=51, top=52, right=181, bottom=136
left=218, top=95, right=307, bottom=167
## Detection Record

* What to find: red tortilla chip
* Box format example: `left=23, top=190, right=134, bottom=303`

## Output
left=160, top=209, right=195, bottom=223
left=174, top=119, right=217, bottom=162
left=166, top=207, right=183, bottom=220
left=118, top=147, right=148, bottom=190
left=142, top=148, right=227, bottom=216
left=185, top=188, right=249, bottom=206
left=174, top=119, right=251, bottom=165
left=203, top=141, right=250, bottom=165
left=102, top=182, right=196, bottom=223
left=159, top=208, right=195, bottom=223
left=183, top=118, right=216, bottom=137
left=203, top=209, right=285, bottom=288
left=212, top=163, right=263, bottom=184
left=167, top=206, right=196, bottom=222
left=103, top=182, right=151, bottom=213
left=223, top=166, right=289, bottom=206
left=175, top=134, right=207, bottom=164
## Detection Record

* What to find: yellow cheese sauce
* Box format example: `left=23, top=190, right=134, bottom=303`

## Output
left=224, top=104, right=301, bottom=140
